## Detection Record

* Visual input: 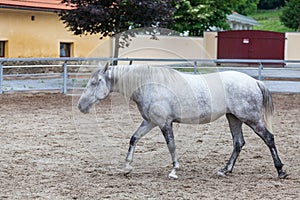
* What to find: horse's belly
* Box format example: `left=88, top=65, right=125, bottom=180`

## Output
left=174, top=107, right=225, bottom=124
left=173, top=74, right=227, bottom=124
left=172, top=92, right=227, bottom=124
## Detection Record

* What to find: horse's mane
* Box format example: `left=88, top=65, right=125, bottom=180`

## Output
left=111, top=65, right=186, bottom=97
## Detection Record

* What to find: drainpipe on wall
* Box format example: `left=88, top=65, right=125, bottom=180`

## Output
left=111, top=36, right=115, bottom=65
left=0, top=62, right=3, bottom=94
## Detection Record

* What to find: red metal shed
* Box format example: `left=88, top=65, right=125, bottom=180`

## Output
left=217, top=30, right=285, bottom=65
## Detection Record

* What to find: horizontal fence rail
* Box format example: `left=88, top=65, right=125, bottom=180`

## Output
left=0, top=57, right=299, bottom=94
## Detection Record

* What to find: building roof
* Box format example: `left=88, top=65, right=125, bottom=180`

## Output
left=227, top=12, right=260, bottom=26
left=0, top=0, right=72, bottom=11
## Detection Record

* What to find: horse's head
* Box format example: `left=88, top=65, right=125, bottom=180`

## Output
left=78, top=63, right=111, bottom=113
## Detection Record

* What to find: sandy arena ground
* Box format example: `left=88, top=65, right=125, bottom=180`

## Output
left=0, top=93, right=299, bottom=199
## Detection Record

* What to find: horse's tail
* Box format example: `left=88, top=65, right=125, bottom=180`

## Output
left=257, top=81, right=274, bottom=132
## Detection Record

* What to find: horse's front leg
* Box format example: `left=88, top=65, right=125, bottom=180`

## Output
left=161, top=121, right=180, bottom=179
left=124, top=120, right=156, bottom=174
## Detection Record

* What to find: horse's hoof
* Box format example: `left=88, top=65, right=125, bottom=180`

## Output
left=278, top=171, right=288, bottom=179
left=168, top=172, right=178, bottom=180
left=217, top=170, right=226, bottom=177
left=123, top=165, right=133, bottom=176
left=168, top=169, right=178, bottom=179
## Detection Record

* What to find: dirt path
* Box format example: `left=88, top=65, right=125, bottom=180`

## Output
left=0, top=93, right=299, bottom=199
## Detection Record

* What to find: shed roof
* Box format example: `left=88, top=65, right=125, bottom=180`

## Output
left=0, top=0, right=72, bottom=11
left=227, top=12, right=260, bottom=26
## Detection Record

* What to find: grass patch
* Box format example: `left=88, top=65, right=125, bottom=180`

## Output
left=250, top=9, right=295, bottom=32
left=174, top=67, right=220, bottom=74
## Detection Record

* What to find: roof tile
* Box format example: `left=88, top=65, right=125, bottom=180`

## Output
left=0, top=0, right=72, bottom=11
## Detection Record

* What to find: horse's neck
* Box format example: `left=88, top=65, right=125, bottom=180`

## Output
left=110, top=65, right=133, bottom=96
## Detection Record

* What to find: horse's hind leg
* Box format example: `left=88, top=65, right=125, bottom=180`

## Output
left=246, top=120, right=287, bottom=178
left=160, top=121, right=179, bottom=179
left=218, top=114, right=245, bottom=176
left=124, top=120, right=156, bottom=174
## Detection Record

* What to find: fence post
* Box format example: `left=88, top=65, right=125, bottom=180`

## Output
left=0, top=63, right=3, bottom=94
left=258, top=62, right=263, bottom=81
left=193, top=61, right=198, bottom=74
left=62, top=61, right=68, bottom=94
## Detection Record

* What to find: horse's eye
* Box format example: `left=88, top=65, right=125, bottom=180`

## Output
left=91, top=80, right=97, bottom=86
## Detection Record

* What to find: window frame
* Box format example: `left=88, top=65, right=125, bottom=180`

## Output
left=0, top=41, right=7, bottom=57
left=60, top=42, right=73, bottom=57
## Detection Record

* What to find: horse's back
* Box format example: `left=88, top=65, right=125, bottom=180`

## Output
left=132, top=67, right=263, bottom=124
left=217, top=71, right=261, bottom=98
left=170, top=70, right=260, bottom=123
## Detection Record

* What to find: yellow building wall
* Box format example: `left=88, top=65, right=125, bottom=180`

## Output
left=2, top=7, right=299, bottom=62
left=118, top=34, right=217, bottom=65
left=285, top=32, right=300, bottom=61
left=203, top=32, right=217, bottom=59
left=119, top=35, right=202, bottom=58
left=0, top=8, right=111, bottom=58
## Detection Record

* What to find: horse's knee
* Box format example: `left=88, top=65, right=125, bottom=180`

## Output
left=264, top=132, right=275, bottom=146
left=233, top=133, right=245, bottom=149
left=234, top=140, right=245, bottom=151
left=161, top=122, right=172, bottom=133
left=258, top=128, right=276, bottom=147
left=248, top=122, right=275, bottom=146
left=129, top=136, right=137, bottom=146
left=161, top=122, right=174, bottom=145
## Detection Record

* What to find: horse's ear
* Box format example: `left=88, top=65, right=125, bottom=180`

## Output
left=103, top=62, right=109, bottom=72
left=99, top=62, right=109, bottom=73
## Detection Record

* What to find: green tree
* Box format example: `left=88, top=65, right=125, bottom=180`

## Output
left=235, top=0, right=259, bottom=15
left=258, top=0, right=285, bottom=9
left=280, top=0, right=300, bottom=31
left=170, top=0, right=241, bottom=36
left=59, top=0, right=178, bottom=62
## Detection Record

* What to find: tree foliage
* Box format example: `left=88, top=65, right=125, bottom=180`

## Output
left=169, top=0, right=241, bottom=36
left=235, top=0, right=259, bottom=15
left=59, top=0, right=178, bottom=62
left=280, top=0, right=300, bottom=31
left=60, top=0, right=178, bottom=41
left=59, top=0, right=262, bottom=42
left=258, top=0, right=285, bottom=10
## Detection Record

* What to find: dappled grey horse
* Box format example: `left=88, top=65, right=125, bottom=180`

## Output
left=78, top=63, right=287, bottom=179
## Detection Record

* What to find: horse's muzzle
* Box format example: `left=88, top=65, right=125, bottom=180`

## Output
left=78, top=103, right=90, bottom=114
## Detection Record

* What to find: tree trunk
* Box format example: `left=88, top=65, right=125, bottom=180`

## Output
left=298, top=16, right=300, bottom=32
left=113, top=35, right=120, bottom=65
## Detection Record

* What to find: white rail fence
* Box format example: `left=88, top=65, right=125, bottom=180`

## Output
left=0, top=58, right=299, bottom=94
